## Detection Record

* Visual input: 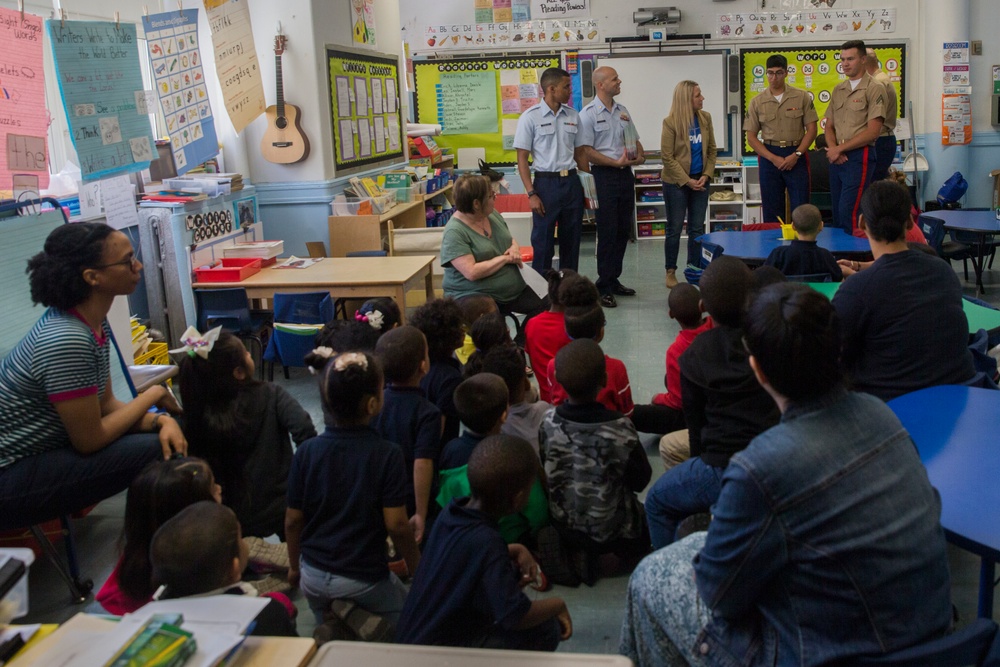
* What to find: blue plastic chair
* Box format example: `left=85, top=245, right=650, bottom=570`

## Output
left=919, top=214, right=974, bottom=280
left=263, top=292, right=334, bottom=380
left=854, top=618, right=1000, bottom=667
left=194, top=288, right=267, bottom=379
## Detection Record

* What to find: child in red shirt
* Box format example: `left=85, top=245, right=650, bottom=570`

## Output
left=526, top=270, right=598, bottom=402
left=631, top=284, right=712, bottom=435
left=546, top=301, right=634, bottom=417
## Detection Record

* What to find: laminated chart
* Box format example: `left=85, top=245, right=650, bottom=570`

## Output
left=0, top=6, right=49, bottom=194
left=45, top=19, right=156, bottom=181
left=142, top=9, right=219, bottom=174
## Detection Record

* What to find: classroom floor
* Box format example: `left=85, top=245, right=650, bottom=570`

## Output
left=16, top=234, right=1000, bottom=654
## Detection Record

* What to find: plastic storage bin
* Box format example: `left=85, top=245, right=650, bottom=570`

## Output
left=193, top=257, right=262, bottom=283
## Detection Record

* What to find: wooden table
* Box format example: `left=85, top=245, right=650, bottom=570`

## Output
left=193, top=255, right=435, bottom=322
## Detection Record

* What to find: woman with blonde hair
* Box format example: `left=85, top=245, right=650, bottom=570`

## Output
left=660, top=80, right=717, bottom=288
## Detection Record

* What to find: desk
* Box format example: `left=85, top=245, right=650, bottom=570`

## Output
left=922, top=210, right=1000, bottom=293
left=695, top=228, right=872, bottom=265
left=888, top=385, right=1000, bottom=618
left=193, top=256, right=435, bottom=323
left=804, top=282, right=1000, bottom=336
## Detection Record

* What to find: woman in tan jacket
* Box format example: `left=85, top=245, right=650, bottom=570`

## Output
left=660, top=80, right=717, bottom=288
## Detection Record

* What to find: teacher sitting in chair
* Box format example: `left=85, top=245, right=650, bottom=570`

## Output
left=0, top=223, right=187, bottom=530
left=441, top=174, right=547, bottom=341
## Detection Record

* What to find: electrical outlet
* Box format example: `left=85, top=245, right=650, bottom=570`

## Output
left=972, top=41, right=983, bottom=56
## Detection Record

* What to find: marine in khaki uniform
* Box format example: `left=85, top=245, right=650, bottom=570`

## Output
left=866, top=47, right=898, bottom=182
left=745, top=54, right=819, bottom=225
left=823, top=39, right=887, bottom=236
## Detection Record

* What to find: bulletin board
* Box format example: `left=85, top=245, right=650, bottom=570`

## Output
left=327, top=47, right=404, bottom=173
left=740, top=43, right=907, bottom=154
left=414, top=54, right=560, bottom=165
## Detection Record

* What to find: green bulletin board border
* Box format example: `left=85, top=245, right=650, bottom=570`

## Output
left=414, top=54, right=560, bottom=165
left=739, top=43, right=907, bottom=155
left=327, top=46, right=404, bottom=173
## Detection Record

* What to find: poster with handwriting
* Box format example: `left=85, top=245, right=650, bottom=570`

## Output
left=203, top=0, right=265, bottom=133
left=1, top=8, right=49, bottom=194
left=46, top=20, right=156, bottom=181
left=438, top=71, right=497, bottom=134
left=142, top=9, right=219, bottom=174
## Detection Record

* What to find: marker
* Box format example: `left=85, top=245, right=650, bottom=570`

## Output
left=777, top=216, right=785, bottom=225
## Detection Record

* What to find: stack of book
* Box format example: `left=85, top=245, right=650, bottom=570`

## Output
left=222, top=241, right=284, bottom=266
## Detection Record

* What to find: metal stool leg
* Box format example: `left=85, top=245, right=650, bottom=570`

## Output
left=30, top=522, right=92, bottom=604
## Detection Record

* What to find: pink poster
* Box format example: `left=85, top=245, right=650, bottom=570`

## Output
left=0, top=7, right=49, bottom=195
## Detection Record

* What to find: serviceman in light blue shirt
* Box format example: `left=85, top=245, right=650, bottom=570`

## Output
left=579, top=66, right=645, bottom=308
left=514, top=67, right=587, bottom=273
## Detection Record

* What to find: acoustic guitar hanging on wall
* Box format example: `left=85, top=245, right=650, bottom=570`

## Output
left=261, top=31, right=309, bottom=164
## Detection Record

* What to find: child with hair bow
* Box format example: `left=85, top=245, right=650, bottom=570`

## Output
left=174, top=327, right=316, bottom=542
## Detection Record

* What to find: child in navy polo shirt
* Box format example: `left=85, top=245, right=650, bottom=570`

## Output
left=438, top=373, right=509, bottom=472
left=764, top=204, right=843, bottom=282
left=397, top=434, right=572, bottom=650
left=373, top=326, right=443, bottom=545
left=285, top=351, right=419, bottom=627
left=410, top=298, right=466, bottom=447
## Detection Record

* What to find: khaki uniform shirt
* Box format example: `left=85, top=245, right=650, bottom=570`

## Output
left=824, top=73, right=887, bottom=146
left=873, top=70, right=897, bottom=135
left=744, top=85, right=819, bottom=145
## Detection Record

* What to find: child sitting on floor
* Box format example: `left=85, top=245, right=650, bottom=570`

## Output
left=150, top=501, right=297, bottom=637
left=528, top=271, right=599, bottom=401
left=545, top=298, right=634, bottom=417
left=372, top=326, right=443, bottom=544
left=539, top=339, right=652, bottom=583
left=454, top=294, right=499, bottom=365
left=97, top=457, right=223, bottom=615
left=462, top=312, right=516, bottom=378
left=764, top=204, right=843, bottom=282
left=178, top=328, right=316, bottom=539
left=482, top=345, right=551, bottom=456
left=286, top=351, right=419, bottom=629
left=397, top=435, right=571, bottom=650
left=436, top=374, right=549, bottom=545
left=630, top=284, right=712, bottom=442
left=411, top=298, right=467, bottom=447
left=355, top=297, right=401, bottom=338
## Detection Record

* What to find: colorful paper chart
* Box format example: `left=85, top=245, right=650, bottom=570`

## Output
left=142, top=9, right=219, bottom=174
left=46, top=20, right=156, bottom=181
left=0, top=7, right=49, bottom=194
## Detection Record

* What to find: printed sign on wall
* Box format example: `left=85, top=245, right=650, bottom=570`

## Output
left=0, top=7, right=49, bottom=195
left=203, top=0, right=266, bottom=133
left=142, top=9, right=219, bottom=174
left=46, top=20, right=156, bottom=181
left=717, top=8, right=895, bottom=39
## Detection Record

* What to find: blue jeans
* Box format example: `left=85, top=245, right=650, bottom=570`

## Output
left=758, top=145, right=810, bottom=224
left=663, top=182, right=709, bottom=271
left=530, top=173, right=584, bottom=272
left=0, top=434, right=162, bottom=530
left=644, top=456, right=724, bottom=550
left=299, top=557, right=409, bottom=626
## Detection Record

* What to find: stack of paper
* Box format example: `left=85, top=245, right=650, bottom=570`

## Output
left=222, top=241, right=284, bottom=260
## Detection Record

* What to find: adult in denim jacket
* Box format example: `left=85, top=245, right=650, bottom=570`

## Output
left=620, top=283, right=952, bottom=666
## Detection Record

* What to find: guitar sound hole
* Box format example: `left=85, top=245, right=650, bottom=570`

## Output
left=276, top=116, right=288, bottom=130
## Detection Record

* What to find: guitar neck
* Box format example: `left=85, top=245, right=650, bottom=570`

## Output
left=275, top=52, right=285, bottom=117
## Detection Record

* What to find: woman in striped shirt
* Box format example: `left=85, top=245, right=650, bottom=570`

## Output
left=0, top=222, right=186, bottom=529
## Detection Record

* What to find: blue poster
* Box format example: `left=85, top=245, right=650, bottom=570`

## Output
left=46, top=20, right=157, bottom=181
left=141, top=10, right=219, bottom=175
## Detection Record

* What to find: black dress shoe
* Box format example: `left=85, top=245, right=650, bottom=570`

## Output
left=600, top=293, right=618, bottom=308
left=612, top=284, right=637, bottom=296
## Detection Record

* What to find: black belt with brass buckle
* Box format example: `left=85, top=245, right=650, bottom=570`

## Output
left=534, top=169, right=577, bottom=177
left=764, top=141, right=801, bottom=148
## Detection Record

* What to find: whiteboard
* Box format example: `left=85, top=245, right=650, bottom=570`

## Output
left=596, top=52, right=729, bottom=152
